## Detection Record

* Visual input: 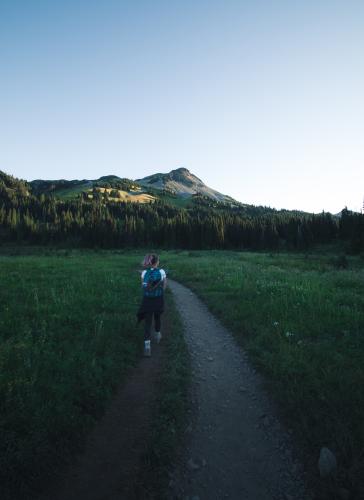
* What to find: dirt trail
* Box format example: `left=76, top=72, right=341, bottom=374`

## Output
left=39, top=339, right=164, bottom=500
left=169, top=279, right=310, bottom=500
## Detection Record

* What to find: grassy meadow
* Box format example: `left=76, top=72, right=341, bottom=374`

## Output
left=1, top=247, right=363, bottom=497
left=163, top=250, right=364, bottom=495
left=0, top=249, right=146, bottom=498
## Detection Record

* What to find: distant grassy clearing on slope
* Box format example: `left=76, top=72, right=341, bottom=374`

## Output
left=0, top=249, right=144, bottom=498
left=163, top=250, right=364, bottom=496
left=88, top=187, right=156, bottom=203
left=52, top=182, right=92, bottom=199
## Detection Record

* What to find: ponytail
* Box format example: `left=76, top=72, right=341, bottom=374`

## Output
left=142, top=253, right=159, bottom=268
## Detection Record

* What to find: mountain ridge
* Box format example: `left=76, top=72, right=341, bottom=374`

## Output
left=1, top=168, right=315, bottom=216
left=26, top=167, right=240, bottom=206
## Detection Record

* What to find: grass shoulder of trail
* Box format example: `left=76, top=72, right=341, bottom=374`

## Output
left=0, top=249, right=144, bottom=499
left=162, top=250, right=364, bottom=498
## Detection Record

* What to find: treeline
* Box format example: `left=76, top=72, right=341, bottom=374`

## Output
left=1, top=173, right=363, bottom=251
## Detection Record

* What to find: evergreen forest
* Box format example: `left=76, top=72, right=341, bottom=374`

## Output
left=1, top=170, right=363, bottom=252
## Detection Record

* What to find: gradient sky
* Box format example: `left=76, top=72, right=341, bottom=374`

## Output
left=1, top=0, right=363, bottom=213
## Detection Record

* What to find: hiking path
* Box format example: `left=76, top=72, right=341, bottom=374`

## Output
left=168, top=279, right=310, bottom=500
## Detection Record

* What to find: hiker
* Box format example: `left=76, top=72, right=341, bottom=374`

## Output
left=137, top=254, right=167, bottom=357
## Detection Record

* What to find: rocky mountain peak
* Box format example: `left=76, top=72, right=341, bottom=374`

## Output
left=171, top=167, right=190, bottom=174
left=137, top=167, right=231, bottom=202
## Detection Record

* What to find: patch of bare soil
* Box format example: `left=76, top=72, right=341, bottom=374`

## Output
left=168, top=280, right=312, bottom=500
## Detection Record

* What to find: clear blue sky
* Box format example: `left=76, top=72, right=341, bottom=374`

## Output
left=1, top=0, right=363, bottom=213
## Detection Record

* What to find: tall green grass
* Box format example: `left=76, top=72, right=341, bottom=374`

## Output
left=163, top=250, right=364, bottom=496
left=0, top=249, right=144, bottom=498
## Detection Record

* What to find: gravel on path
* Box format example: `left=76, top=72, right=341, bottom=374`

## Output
left=169, top=279, right=310, bottom=500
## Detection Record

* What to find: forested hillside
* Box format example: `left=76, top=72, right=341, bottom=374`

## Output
left=1, top=170, right=363, bottom=251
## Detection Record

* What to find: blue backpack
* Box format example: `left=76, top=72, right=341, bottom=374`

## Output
left=143, top=268, right=163, bottom=298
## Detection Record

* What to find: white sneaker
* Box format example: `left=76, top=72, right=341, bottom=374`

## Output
left=154, top=332, right=162, bottom=344
left=143, top=340, right=151, bottom=357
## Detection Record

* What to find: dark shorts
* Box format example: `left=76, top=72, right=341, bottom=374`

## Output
left=137, top=295, right=164, bottom=322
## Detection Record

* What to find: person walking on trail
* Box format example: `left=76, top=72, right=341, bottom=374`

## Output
left=137, top=254, right=167, bottom=357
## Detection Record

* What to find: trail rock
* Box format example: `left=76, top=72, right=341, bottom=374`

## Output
left=338, top=487, right=350, bottom=500
left=318, top=447, right=337, bottom=477
left=187, top=458, right=201, bottom=471
left=263, top=416, right=270, bottom=427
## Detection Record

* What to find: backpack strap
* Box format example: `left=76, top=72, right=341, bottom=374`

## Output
left=148, top=279, right=162, bottom=291
left=144, top=268, right=163, bottom=291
